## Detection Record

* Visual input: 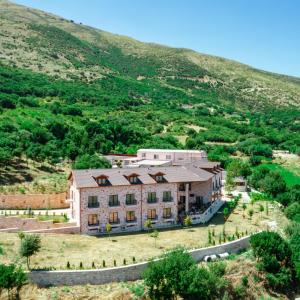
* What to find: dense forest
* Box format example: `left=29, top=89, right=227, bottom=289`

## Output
left=0, top=62, right=299, bottom=168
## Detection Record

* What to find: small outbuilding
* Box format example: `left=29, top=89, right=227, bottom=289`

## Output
left=233, top=176, right=247, bottom=192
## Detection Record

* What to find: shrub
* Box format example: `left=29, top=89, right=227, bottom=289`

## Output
left=284, top=202, right=300, bottom=222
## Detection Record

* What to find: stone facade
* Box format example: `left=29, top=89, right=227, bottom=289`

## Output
left=0, top=193, right=69, bottom=209
left=76, top=183, right=178, bottom=234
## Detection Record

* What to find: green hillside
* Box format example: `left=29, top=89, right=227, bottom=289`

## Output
left=0, top=0, right=299, bottom=178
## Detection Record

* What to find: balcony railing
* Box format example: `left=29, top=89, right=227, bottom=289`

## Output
left=147, top=198, right=158, bottom=204
left=88, top=202, right=100, bottom=208
left=126, top=199, right=137, bottom=206
left=163, top=197, right=173, bottom=202
left=88, top=221, right=99, bottom=227
left=108, top=200, right=120, bottom=207
left=163, top=213, right=172, bottom=219
left=109, top=218, right=120, bottom=224
left=126, top=217, right=137, bottom=223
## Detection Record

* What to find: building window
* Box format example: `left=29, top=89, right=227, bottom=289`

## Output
left=154, top=154, right=159, bottom=159
left=109, top=212, right=119, bottom=224
left=88, top=196, right=99, bottom=208
left=166, top=155, right=171, bottom=160
left=99, top=178, right=107, bottom=185
left=163, top=191, right=172, bottom=202
left=126, top=194, right=136, bottom=205
left=179, top=195, right=186, bottom=204
left=96, top=176, right=109, bottom=186
left=179, top=183, right=185, bottom=191
left=147, top=192, right=157, bottom=203
left=155, top=175, right=164, bottom=182
left=129, top=176, right=139, bottom=184
left=109, top=195, right=119, bottom=206
left=88, top=214, right=98, bottom=226
left=163, top=208, right=172, bottom=218
left=126, top=211, right=136, bottom=222
left=147, top=209, right=156, bottom=219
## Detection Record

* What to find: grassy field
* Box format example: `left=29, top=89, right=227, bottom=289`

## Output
left=0, top=201, right=288, bottom=270
left=260, top=160, right=300, bottom=187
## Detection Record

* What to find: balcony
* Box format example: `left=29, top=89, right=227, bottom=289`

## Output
left=163, top=213, right=172, bottom=219
left=126, top=217, right=137, bottom=223
left=108, top=200, right=120, bottom=207
left=126, top=199, right=137, bottom=206
left=88, top=202, right=100, bottom=208
left=147, top=198, right=158, bottom=204
left=109, top=218, right=120, bottom=225
left=163, top=197, right=173, bottom=202
left=88, top=221, right=99, bottom=227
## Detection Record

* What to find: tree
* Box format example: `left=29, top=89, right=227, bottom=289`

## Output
left=105, top=223, right=112, bottom=239
left=242, top=203, right=247, bottom=218
left=262, top=172, right=287, bottom=198
left=250, top=231, right=294, bottom=290
left=0, top=264, right=27, bottom=299
left=144, top=219, right=152, bottom=233
left=143, top=248, right=195, bottom=299
left=259, top=204, right=264, bottom=219
left=248, top=208, right=254, bottom=220
left=19, top=234, right=41, bottom=270
left=150, top=230, right=159, bottom=248
left=143, top=248, right=226, bottom=300
left=223, top=207, right=230, bottom=221
left=183, top=216, right=192, bottom=228
left=72, top=154, right=111, bottom=169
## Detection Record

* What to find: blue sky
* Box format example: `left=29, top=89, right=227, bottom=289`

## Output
left=13, top=0, right=300, bottom=77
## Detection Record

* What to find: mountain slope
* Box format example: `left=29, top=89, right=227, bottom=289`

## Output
left=1, top=0, right=300, bottom=109
left=0, top=0, right=300, bottom=179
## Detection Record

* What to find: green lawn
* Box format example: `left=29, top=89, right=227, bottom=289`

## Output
left=260, top=163, right=300, bottom=187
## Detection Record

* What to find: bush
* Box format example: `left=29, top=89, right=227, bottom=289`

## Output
left=143, top=248, right=194, bottom=299
left=143, top=248, right=227, bottom=300
left=250, top=231, right=294, bottom=290
left=72, top=154, right=111, bottom=169
left=285, top=202, right=300, bottom=222
left=0, top=263, right=27, bottom=298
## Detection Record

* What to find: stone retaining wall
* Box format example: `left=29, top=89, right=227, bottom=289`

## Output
left=25, top=226, right=80, bottom=234
left=0, top=216, right=78, bottom=233
left=29, top=235, right=250, bottom=287
left=0, top=193, right=69, bottom=209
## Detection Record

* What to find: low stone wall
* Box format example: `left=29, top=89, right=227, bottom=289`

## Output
left=0, top=216, right=54, bottom=231
left=29, top=236, right=250, bottom=287
left=0, top=193, right=69, bottom=209
left=0, top=216, right=78, bottom=233
left=25, top=225, right=80, bottom=234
